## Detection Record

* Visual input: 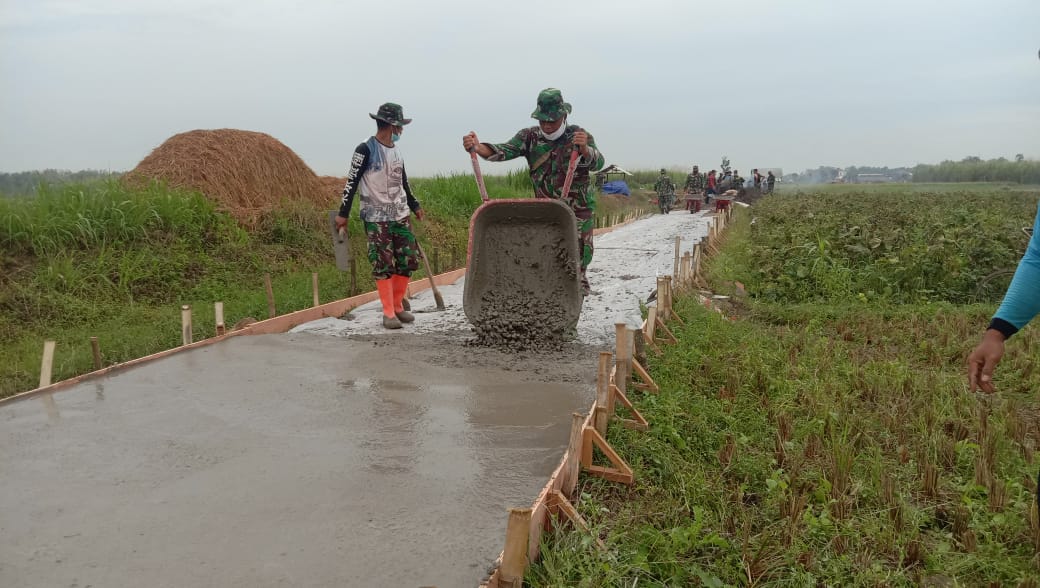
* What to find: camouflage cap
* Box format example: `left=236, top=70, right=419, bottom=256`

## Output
left=530, top=88, right=572, bottom=121
left=660, top=168, right=667, bottom=174
left=369, top=102, right=412, bottom=126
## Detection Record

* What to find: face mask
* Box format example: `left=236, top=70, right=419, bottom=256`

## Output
left=391, top=133, right=401, bottom=143
left=540, top=119, right=567, bottom=141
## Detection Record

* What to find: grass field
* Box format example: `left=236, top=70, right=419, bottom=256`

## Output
left=528, top=186, right=1040, bottom=586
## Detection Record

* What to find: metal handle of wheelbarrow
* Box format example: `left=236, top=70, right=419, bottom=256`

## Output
left=468, top=147, right=491, bottom=203
left=559, top=147, right=581, bottom=200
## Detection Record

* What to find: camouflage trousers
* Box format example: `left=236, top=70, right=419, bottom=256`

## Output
left=363, top=219, right=419, bottom=280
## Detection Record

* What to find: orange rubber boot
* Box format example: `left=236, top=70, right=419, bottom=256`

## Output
left=376, top=279, right=401, bottom=329
left=391, top=274, right=414, bottom=323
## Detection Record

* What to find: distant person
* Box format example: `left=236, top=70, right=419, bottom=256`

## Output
left=654, top=168, right=676, bottom=214
left=967, top=208, right=1040, bottom=393
left=718, top=170, right=734, bottom=192
left=462, top=88, right=605, bottom=296
left=705, top=170, right=718, bottom=204
left=752, top=168, right=763, bottom=189
left=336, top=102, right=425, bottom=330
left=683, top=165, right=705, bottom=212
left=766, top=171, right=776, bottom=194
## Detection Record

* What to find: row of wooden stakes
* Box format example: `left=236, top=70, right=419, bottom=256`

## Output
left=484, top=207, right=732, bottom=587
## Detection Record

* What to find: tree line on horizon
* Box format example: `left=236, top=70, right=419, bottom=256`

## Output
left=0, top=169, right=123, bottom=196
left=3, top=155, right=1039, bottom=196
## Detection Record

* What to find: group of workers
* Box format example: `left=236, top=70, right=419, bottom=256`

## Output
left=334, top=88, right=603, bottom=329
left=653, top=166, right=777, bottom=214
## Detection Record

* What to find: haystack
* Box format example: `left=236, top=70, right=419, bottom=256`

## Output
left=125, top=129, right=329, bottom=225
left=318, top=175, right=348, bottom=205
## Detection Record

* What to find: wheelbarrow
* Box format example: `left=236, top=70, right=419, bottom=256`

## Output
left=462, top=149, right=584, bottom=336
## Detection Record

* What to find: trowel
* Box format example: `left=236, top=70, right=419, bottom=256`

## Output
left=328, top=210, right=351, bottom=271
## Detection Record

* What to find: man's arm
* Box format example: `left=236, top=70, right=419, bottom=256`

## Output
left=990, top=203, right=1040, bottom=338
left=484, top=129, right=530, bottom=162
left=967, top=201, right=1040, bottom=392
left=401, top=165, right=424, bottom=219
left=338, top=143, right=371, bottom=219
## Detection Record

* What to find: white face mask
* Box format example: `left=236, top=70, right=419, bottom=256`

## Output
left=540, top=119, right=567, bottom=141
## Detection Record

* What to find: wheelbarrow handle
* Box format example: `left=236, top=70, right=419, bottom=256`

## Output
left=559, top=147, right=580, bottom=200
left=468, top=148, right=491, bottom=204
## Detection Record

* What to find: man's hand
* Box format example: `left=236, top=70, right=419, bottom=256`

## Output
left=572, top=130, right=590, bottom=159
left=463, top=132, right=483, bottom=154
left=414, top=209, right=426, bottom=221
left=334, top=214, right=348, bottom=231
left=967, top=329, right=1006, bottom=393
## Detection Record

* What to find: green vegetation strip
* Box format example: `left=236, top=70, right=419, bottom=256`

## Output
left=529, top=197, right=1040, bottom=586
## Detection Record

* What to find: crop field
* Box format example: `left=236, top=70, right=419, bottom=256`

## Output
left=529, top=186, right=1040, bottom=586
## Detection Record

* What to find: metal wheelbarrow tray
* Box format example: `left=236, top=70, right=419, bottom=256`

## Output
left=463, top=198, right=583, bottom=339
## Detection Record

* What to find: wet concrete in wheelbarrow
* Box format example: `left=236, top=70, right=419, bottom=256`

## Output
left=464, top=200, right=584, bottom=351
left=0, top=333, right=597, bottom=588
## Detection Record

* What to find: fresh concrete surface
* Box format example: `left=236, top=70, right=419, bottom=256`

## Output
left=1, top=333, right=596, bottom=587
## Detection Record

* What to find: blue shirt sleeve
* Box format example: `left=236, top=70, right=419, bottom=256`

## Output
left=991, top=200, right=1040, bottom=337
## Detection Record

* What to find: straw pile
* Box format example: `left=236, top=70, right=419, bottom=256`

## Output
left=318, top=175, right=348, bottom=205
left=124, top=129, right=329, bottom=225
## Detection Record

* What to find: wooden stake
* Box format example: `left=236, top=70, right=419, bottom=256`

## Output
left=39, top=340, right=56, bottom=388
left=90, top=336, right=102, bottom=370
left=693, top=243, right=702, bottom=276
left=664, top=277, right=686, bottom=326
left=673, top=235, right=681, bottom=278
left=181, top=305, right=193, bottom=345
left=595, top=351, right=612, bottom=435
left=564, top=412, right=584, bottom=497
left=656, top=276, right=669, bottom=320
left=264, top=273, right=276, bottom=318
left=500, top=508, right=533, bottom=587
left=215, top=301, right=226, bottom=336
left=655, top=316, right=678, bottom=344
left=549, top=490, right=607, bottom=551
left=645, top=306, right=658, bottom=341
left=631, top=358, right=660, bottom=393
left=312, top=272, right=320, bottom=307
left=612, top=384, right=649, bottom=431
left=615, top=322, right=630, bottom=395
left=581, top=426, right=634, bottom=484
left=632, top=324, right=647, bottom=365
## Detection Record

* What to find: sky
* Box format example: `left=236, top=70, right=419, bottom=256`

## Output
left=1, top=0, right=1039, bottom=177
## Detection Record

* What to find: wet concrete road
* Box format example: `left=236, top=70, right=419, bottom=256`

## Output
left=1, top=333, right=596, bottom=587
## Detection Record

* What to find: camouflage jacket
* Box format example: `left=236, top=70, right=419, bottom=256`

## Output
left=684, top=172, right=705, bottom=192
left=484, top=124, right=605, bottom=216
left=654, top=175, right=676, bottom=197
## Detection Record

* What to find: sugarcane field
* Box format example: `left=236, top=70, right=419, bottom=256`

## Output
left=3, top=2, right=1040, bottom=587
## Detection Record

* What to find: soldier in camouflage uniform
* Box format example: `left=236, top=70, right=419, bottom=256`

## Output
left=335, top=102, right=425, bottom=330
left=654, top=169, right=676, bottom=214
left=462, top=88, right=605, bottom=296
left=683, top=165, right=705, bottom=212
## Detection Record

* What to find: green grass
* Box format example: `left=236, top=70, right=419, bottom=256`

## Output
left=528, top=191, right=1040, bottom=586
left=0, top=174, right=649, bottom=398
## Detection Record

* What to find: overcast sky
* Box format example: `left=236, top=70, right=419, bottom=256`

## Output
left=2, top=0, right=1039, bottom=177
